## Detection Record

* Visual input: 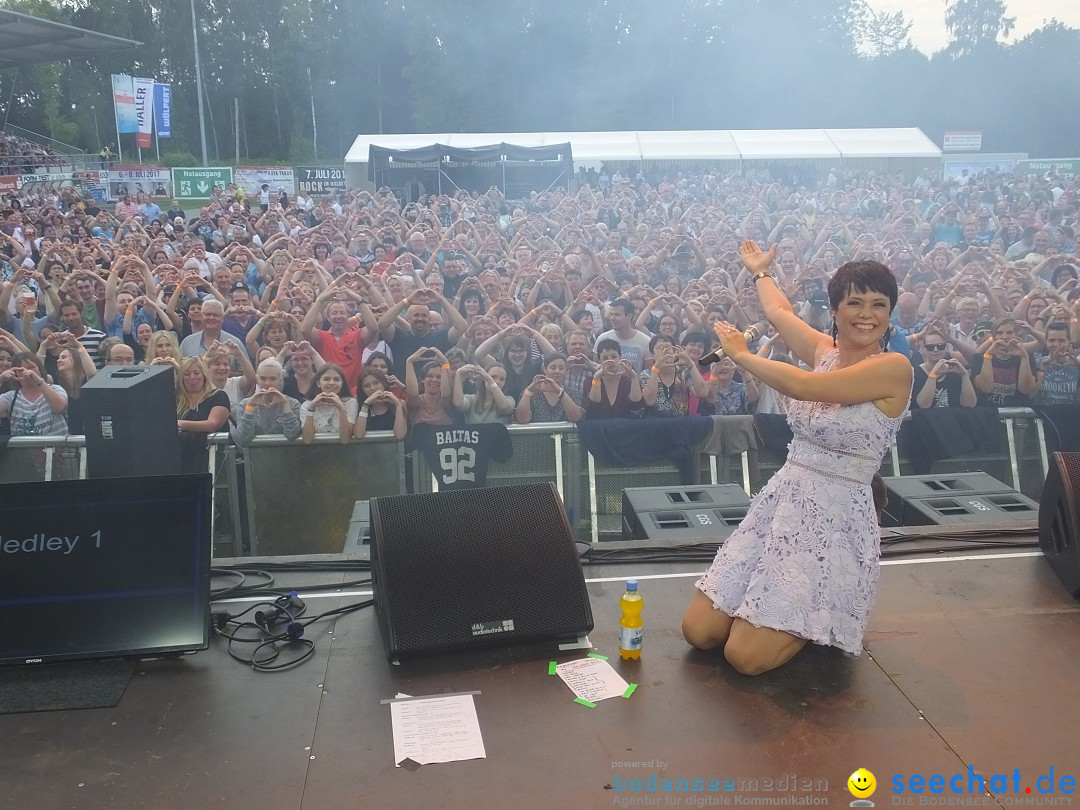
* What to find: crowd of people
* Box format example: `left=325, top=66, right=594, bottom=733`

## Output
left=2, top=162, right=1079, bottom=473
left=0, top=132, right=62, bottom=174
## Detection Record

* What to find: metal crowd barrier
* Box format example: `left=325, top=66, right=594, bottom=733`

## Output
left=0, top=408, right=1054, bottom=554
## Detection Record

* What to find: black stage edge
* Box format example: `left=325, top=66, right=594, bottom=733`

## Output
left=1, top=538, right=1078, bottom=810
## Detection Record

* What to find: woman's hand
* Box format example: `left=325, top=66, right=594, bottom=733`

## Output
left=739, top=240, right=776, bottom=274
left=713, top=321, right=750, bottom=360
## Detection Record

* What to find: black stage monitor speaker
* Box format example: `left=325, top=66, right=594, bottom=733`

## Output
left=369, top=483, right=593, bottom=660
left=82, top=365, right=181, bottom=478
left=622, top=484, right=750, bottom=542
left=1039, top=452, right=1080, bottom=598
left=882, top=473, right=1037, bottom=527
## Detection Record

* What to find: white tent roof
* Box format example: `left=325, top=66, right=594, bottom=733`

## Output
left=824, top=128, right=941, bottom=159
left=636, top=130, right=741, bottom=161
left=731, top=129, right=840, bottom=160
left=345, top=128, right=941, bottom=164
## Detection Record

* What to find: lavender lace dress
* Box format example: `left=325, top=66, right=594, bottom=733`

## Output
left=696, top=348, right=910, bottom=654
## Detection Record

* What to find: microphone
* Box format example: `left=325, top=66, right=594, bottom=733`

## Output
left=700, top=323, right=764, bottom=365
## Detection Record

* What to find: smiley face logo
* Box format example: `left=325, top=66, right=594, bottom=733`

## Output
left=848, top=768, right=877, bottom=799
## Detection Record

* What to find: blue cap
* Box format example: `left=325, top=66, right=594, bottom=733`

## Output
left=626, top=579, right=638, bottom=591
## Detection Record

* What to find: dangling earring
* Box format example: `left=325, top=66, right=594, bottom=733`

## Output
left=830, top=322, right=838, bottom=347
left=882, top=325, right=893, bottom=351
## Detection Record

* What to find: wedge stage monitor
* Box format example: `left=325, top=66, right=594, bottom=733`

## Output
left=0, top=474, right=212, bottom=667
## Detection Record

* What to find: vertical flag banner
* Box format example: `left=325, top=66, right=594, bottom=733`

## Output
left=133, top=77, right=155, bottom=148
left=154, top=83, right=172, bottom=139
left=111, top=74, right=137, bottom=134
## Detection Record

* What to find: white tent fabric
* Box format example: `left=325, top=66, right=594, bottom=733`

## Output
left=345, top=128, right=941, bottom=165
left=730, top=129, right=841, bottom=160
left=823, top=128, right=941, bottom=159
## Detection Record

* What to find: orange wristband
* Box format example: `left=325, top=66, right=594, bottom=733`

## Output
left=928, top=373, right=938, bottom=379
left=651, top=365, right=661, bottom=373
left=591, top=379, right=602, bottom=386
left=442, top=363, right=450, bottom=370
left=983, top=353, right=993, bottom=360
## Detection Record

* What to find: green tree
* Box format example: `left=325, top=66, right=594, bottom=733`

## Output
left=944, top=0, right=1016, bottom=56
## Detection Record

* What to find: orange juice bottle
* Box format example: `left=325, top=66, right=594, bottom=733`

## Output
left=618, top=579, right=643, bottom=660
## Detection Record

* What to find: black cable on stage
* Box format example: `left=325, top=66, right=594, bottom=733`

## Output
left=575, top=532, right=1040, bottom=566
left=210, top=567, right=275, bottom=598
left=214, top=595, right=374, bottom=673
left=213, top=560, right=372, bottom=573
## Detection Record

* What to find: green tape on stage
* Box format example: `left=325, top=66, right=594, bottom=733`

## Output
left=623, top=684, right=638, bottom=698
left=548, top=661, right=557, bottom=675
left=587, top=652, right=608, bottom=661
left=574, top=697, right=597, bottom=708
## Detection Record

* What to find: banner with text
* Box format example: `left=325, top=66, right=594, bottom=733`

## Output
left=134, top=77, right=155, bottom=148
left=0, top=174, right=77, bottom=195
left=233, top=167, right=296, bottom=195
left=74, top=171, right=110, bottom=204
left=108, top=166, right=173, bottom=199
left=943, top=131, right=982, bottom=152
left=111, top=74, right=137, bottom=134
left=171, top=167, right=234, bottom=202
left=1017, top=158, right=1080, bottom=178
left=295, top=166, right=347, bottom=195
left=154, top=83, right=172, bottom=139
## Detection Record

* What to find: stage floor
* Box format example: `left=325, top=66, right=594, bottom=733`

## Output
left=1, top=544, right=1077, bottom=810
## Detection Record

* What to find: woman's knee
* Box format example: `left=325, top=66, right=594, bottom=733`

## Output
left=723, top=639, right=769, bottom=676
left=681, top=593, right=732, bottom=651
left=724, top=623, right=807, bottom=676
left=682, top=614, right=722, bottom=650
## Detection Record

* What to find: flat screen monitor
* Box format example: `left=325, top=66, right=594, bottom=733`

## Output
left=0, top=473, right=212, bottom=667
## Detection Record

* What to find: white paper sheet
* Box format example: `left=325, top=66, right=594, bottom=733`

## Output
left=389, top=694, right=487, bottom=767
left=555, top=657, right=630, bottom=703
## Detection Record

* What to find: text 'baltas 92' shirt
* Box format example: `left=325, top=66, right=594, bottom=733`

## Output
left=409, top=423, right=513, bottom=490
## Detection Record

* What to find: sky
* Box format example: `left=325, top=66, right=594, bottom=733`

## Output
left=864, top=0, right=1080, bottom=54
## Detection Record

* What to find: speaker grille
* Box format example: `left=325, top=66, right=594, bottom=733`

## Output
left=371, top=483, right=593, bottom=658
left=1038, top=452, right=1080, bottom=598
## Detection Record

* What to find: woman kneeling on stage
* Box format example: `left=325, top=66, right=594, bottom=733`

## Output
left=682, top=241, right=912, bottom=676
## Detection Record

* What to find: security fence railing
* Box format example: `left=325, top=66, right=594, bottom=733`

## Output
left=0, top=408, right=1050, bottom=555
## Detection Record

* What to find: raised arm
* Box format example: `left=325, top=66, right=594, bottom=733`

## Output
left=738, top=241, right=831, bottom=367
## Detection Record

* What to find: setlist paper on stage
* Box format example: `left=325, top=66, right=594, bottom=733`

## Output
left=555, top=657, right=630, bottom=703
left=389, top=694, right=486, bottom=767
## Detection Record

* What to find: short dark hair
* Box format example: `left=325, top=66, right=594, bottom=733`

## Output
left=596, top=338, right=621, bottom=356
left=649, top=334, right=675, bottom=352
left=828, top=260, right=898, bottom=312
left=608, top=298, right=636, bottom=317
left=681, top=330, right=710, bottom=349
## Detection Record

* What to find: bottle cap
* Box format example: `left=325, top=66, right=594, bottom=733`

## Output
left=626, top=579, right=638, bottom=592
